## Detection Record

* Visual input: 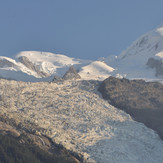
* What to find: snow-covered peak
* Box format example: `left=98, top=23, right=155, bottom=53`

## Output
left=0, top=51, right=115, bottom=81
left=104, top=22, right=163, bottom=80
left=79, top=61, right=114, bottom=80
left=118, top=24, right=163, bottom=60
left=16, top=51, right=81, bottom=66
left=15, top=51, right=93, bottom=78
left=1, top=22, right=163, bottom=82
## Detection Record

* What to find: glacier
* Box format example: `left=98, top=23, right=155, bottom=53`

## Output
left=0, top=79, right=163, bottom=162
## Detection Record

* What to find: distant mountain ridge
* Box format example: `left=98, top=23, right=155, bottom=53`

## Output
left=0, top=23, right=163, bottom=81
left=0, top=51, right=114, bottom=81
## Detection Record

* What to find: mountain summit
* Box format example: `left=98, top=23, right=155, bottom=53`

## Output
left=0, top=23, right=163, bottom=82
left=63, top=66, right=81, bottom=80
left=105, top=23, right=163, bottom=80
left=0, top=51, right=114, bottom=81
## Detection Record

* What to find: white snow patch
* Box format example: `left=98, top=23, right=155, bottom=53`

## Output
left=155, top=51, right=163, bottom=59
left=157, top=27, right=163, bottom=36
left=79, top=61, right=114, bottom=80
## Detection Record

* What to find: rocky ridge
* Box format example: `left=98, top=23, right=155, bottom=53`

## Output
left=18, top=56, right=49, bottom=77
left=98, top=76, right=163, bottom=139
left=53, top=66, right=81, bottom=82
left=63, top=66, right=81, bottom=80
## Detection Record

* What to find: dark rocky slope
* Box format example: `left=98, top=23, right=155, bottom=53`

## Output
left=98, top=76, right=163, bottom=139
left=53, top=66, right=81, bottom=82
left=18, top=56, right=49, bottom=77
left=62, top=66, right=81, bottom=80
left=0, top=113, right=81, bottom=163
left=0, top=134, right=78, bottom=163
left=146, top=57, right=163, bottom=77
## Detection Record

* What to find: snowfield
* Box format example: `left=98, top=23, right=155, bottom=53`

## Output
left=79, top=61, right=114, bottom=80
left=0, top=79, right=163, bottom=162
left=104, top=23, right=163, bottom=80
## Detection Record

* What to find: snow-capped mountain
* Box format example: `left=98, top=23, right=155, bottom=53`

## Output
left=1, top=23, right=163, bottom=82
left=0, top=51, right=114, bottom=81
left=79, top=61, right=114, bottom=81
left=16, top=51, right=84, bottom=77
left=1, top=23, right=163, bottom=162
left=105, top=23, right=163, bottom=80
left=0, top=51, right=85, bottom=81
left=1, top=79, right=163, bottom=162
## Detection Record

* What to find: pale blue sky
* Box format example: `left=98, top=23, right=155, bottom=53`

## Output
left=0, top=0, right=163, bottom=59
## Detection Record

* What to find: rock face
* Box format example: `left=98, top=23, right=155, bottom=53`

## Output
left=0, top=112, right=81, bottom=163
left=146, top=57, right=163, bottom=76
left=53, top=66, right=81, bottom=82
left=0, top=58, right=16, bottom=68
left=52, top=75, right=63, bottom=82
left=63, top=66, right=81, bottom=80
left=98, top=76, right=163, bottom=139
left=18, top=56, right=49, bottom=77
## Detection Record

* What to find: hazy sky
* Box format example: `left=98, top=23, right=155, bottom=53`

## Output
left=0, top=0, right=163, bottom=60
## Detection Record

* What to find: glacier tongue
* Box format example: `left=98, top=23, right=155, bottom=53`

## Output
left=0, top=79, right=163, bottom=162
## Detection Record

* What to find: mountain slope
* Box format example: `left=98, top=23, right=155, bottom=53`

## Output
left=16, top=51, right=116, bottom=81
left=98, top=76, right=163, bottom=139
left=105, top=23, right=163, bottom=80
left=0, top=115, right=80, bottom=163
left=1, top=79, right=163, bottom=162
left=79, top=61, right=114, bottom=80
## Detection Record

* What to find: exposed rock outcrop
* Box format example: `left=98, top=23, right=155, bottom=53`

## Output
left=52, top=75, right=63, bottom=82
left=63, top=66, right=81, bottom=80
left=0, top=58, right=17, bottom=68
left=0, top=112, right=81, bottom=163
left=146, top=57, right=163, bottom=76
left=52, top=66, right=81, bottom=82
left=18, top=56, right=49, bottom=77
left=98, top=76, right=163, bottom=139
